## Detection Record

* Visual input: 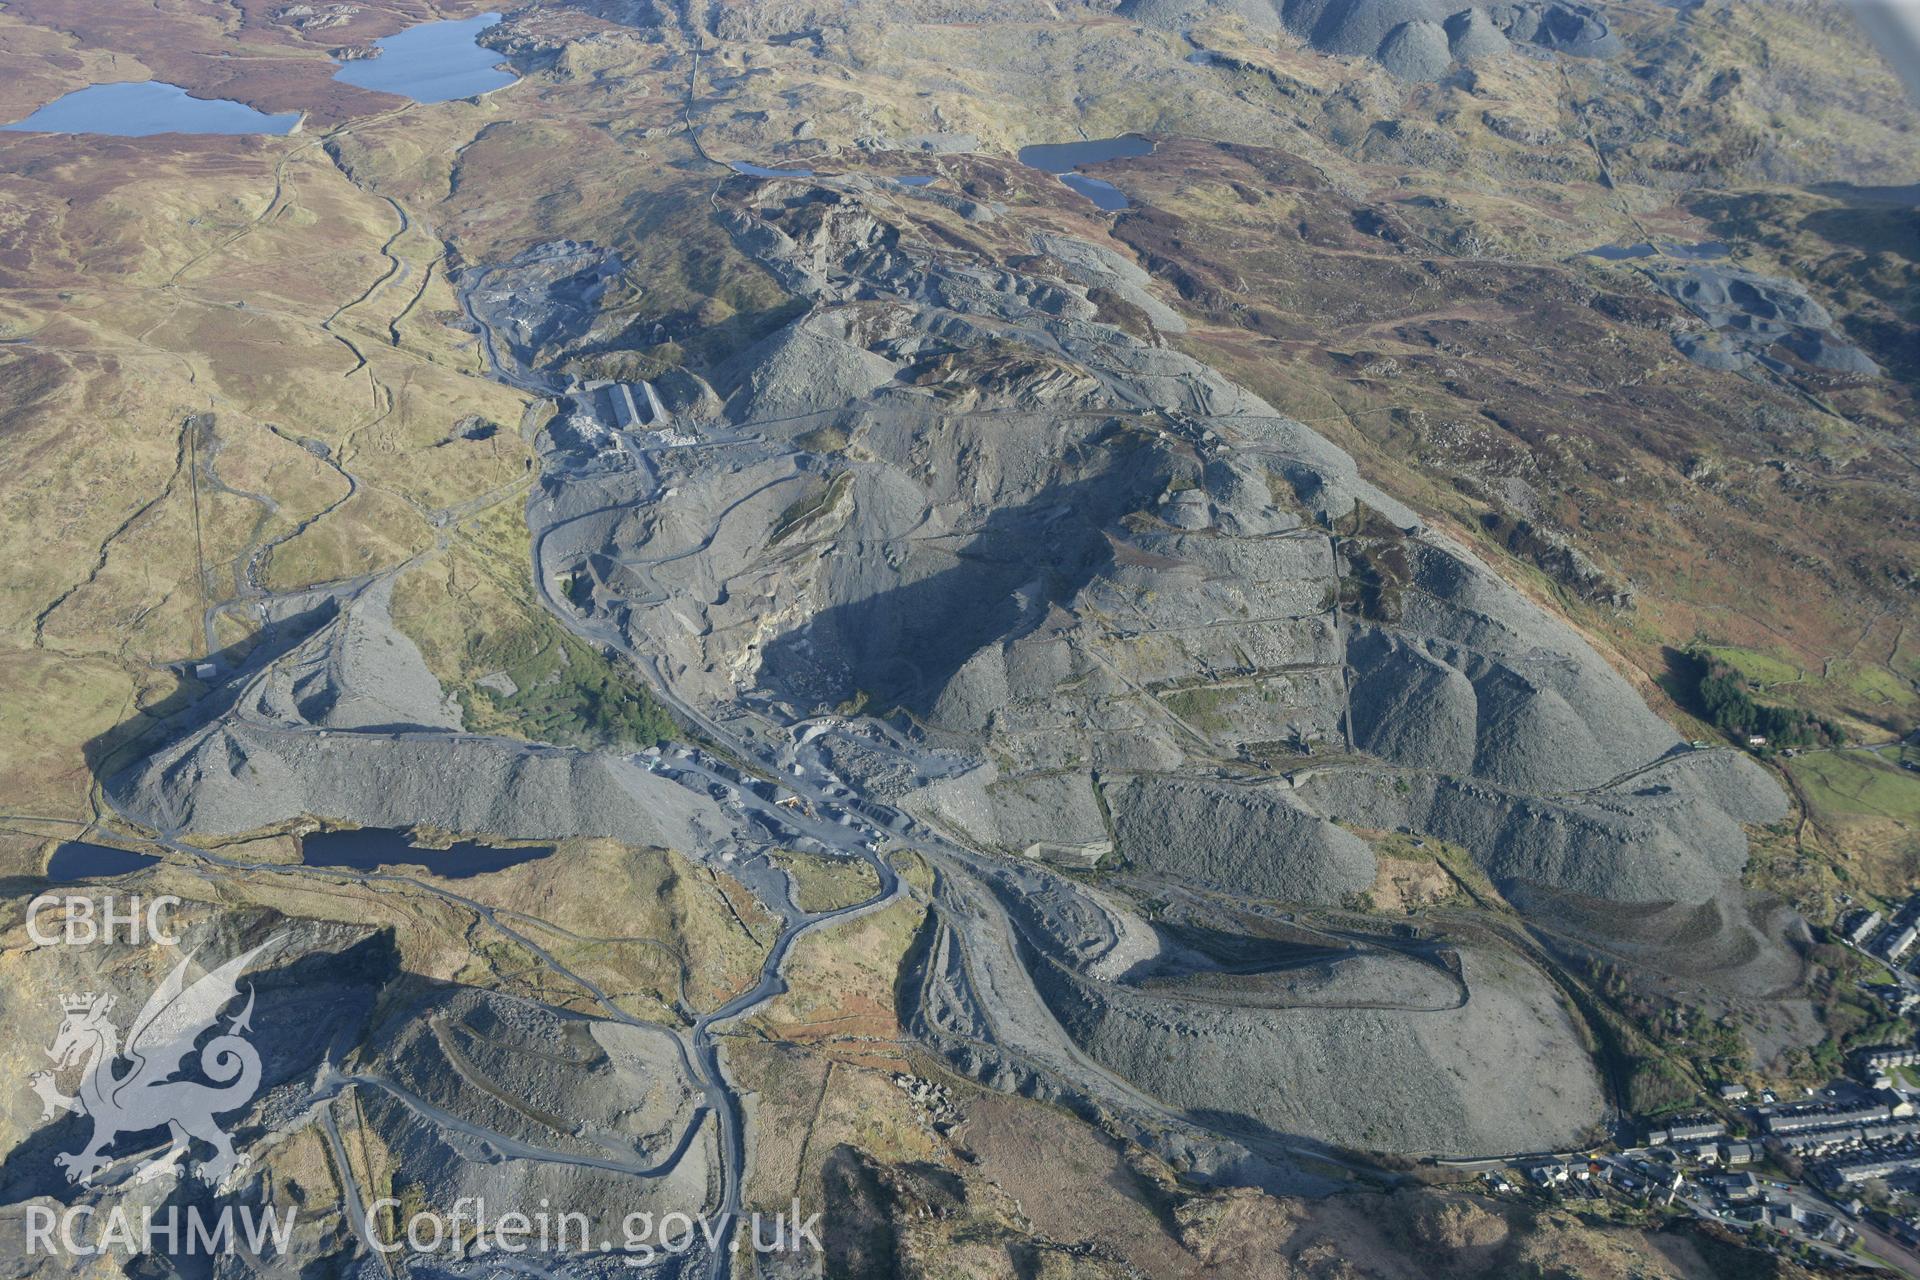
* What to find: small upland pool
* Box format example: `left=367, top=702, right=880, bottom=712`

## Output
left=301, top=827, right=554, bottom=878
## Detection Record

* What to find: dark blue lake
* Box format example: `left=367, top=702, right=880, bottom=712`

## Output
left=1017, top=135, right=1154, bottom=173
left=1587, top=243, right=1658, bottom=261
left=1, top=82, right=299, bottom=137
left=332, top=13, right=516, bottom=104
left=1017, top=134, right=1152, bottom=211
left=1060, top=173, right=1129, bottom=211
left=47, top=842, right=161, bottom=881
left=301, top=827, right=553, bottom=878
left=729, top=160, right=814, bottom=178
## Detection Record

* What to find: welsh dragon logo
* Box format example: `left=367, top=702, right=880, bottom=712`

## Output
left=29, top=939, right=277, bottom=1188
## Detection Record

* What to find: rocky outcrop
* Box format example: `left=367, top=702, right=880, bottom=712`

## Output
left=1125, top=0, right=1620, bottom=79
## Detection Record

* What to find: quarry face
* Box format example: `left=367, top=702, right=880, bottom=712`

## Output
left=440, top=174, right=1797, bottom=1172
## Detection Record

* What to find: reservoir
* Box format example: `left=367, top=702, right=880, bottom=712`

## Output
left=1586, top=243, right=1657, bottom=261
left=332, top=13, right=516, bottom=104
left=301, top=827, right=554, bottom=878
left=1017, top=134, right=1153, bottom=211
left=47, top=842, right=161, bottom=881
left=729, top=160, right=815, bottom=178
left=1017, top=134, right=1154, bottom=172
left=1, top=82, right=299, bottom=137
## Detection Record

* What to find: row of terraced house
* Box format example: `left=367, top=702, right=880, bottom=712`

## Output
left=1840, top=892, right=1920, bottom=964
